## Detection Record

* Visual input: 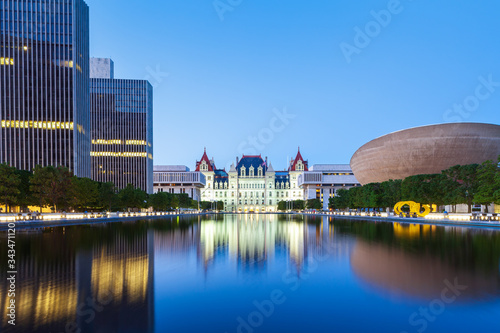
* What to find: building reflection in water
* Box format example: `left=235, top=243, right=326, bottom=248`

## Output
left=7, top=216, right=486, bottom=332
left=197, top=214, right=329, bottom=273
left=347, top=222, right=500, bottom=301
left=0, top=225, right=155, bottom=333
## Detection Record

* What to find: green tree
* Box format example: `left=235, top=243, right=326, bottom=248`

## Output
left=402, top=174, right=447, bottom=208
left=306, top=199, right=322, bottom=210
left=0, top=164, right=21, bottom=212
left=495, top=156, right=500, bottom=204
left=30, top=165, right=73, bottom=211
left=380, top=179, right=402, bottom=210
left=118, top=184, right=147, bottom=210
left=474, top=160, right=497, bottom=212
left=148, top=192, right=170, bottom=211
left=98, top=182, right=116, bottom=211
left=349, top=186, right=364, bottom=209
left=170, top=195, right=179, bottom=210
left=292, top=200, right=305, bottom=210
left=16, top=169, right=33, bottom=210
left=442, top=164, right=479, bottom=213
left=176, top=193, right=192, bottom=208
left=330, top=188, right=350, bottom=210
left=72, top=177, right=99, bottom=211
left=277, top=201, right=286, bottom=211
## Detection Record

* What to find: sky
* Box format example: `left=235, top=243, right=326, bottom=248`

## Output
left=86, top=0, right=500, bottom=171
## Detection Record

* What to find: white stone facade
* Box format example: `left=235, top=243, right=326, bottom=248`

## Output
left=196, top=149, right=307, bottom=212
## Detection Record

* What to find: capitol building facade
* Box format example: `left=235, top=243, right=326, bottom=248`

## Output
left=196, top=148, right=307, bottom=212
left=153, top=148, right=360, bottom=212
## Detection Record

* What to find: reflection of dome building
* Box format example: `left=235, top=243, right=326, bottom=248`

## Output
left=351, top=239, right=499, bottom=300
left=350, top=123, right=500, bottom=185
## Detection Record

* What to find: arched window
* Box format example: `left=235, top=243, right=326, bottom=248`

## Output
left=249, top=166, right=254, bottom=177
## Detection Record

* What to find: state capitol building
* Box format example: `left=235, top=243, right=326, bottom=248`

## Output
left=154, top=148, right=360, bottom=212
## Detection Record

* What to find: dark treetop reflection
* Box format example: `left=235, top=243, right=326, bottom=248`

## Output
left=1, top=215, right=499, bottom=333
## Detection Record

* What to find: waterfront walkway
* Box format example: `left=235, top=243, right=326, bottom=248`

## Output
left=1, top=211, right=499, bottom=231
left=299, top=211, right=500, bottom=229
left=0, top=211, right=202, bottom=231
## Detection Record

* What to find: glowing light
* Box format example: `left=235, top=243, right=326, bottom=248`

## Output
left=91, top=151, right=148, bottom=158
left=1, top=120, right=73, bottom=130
left=0, top=57, right=14, bottom=65
left=92, top=139, right=122, bottom=145
left=126, top=140, right=147, bottom=146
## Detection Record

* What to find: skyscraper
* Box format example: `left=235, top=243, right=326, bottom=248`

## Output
left=90, top=58, right=153, bottom=193
left=0, top=0, right=91, bottom=177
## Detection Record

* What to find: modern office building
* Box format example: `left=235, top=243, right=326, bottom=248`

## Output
left=90, top=58, right=153, bottom=193
left=298, top=164, right=361, bottom=210
left=153, top=165, right=206, bottom=200
left=0, top=0, right=91, bottom=177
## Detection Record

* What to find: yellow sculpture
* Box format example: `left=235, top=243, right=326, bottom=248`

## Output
left=394, top=201, right=431, bottom=217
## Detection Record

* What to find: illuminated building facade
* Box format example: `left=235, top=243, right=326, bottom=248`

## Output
left=0, top=0, right=91, bottom=177
left=196, top=148, right=307, bottom=212
left=90, top=58, right=153, bottom=193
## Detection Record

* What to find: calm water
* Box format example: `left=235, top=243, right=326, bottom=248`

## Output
left=1, top=214, right=500, bottom=333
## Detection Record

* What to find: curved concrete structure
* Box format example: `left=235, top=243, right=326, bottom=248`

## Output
left=350, top=123, right=500, bottom=185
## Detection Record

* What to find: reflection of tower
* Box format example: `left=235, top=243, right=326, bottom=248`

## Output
left=0, top=232, right=79, bottom=333
left=84, top=230, right=155, bottom=333
left=0, top=225, right=156, bottom=333
left=236, top=214, right=269, bottom=270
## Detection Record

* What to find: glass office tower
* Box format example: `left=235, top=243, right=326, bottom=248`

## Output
left=0, top=0, right=91, bottom=177
left=90, top=58, right=153, bottom=193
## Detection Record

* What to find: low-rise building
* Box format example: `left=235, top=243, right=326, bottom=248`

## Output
left=298, top=164, right=361, bottom=210
left=153, top=166, right=206, bottom=200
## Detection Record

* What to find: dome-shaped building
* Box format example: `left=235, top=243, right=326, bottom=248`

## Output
left=350, top=123, right=500, bottom=185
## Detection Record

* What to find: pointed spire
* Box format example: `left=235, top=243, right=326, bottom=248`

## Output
left=204, top=147, right=206, bottom=153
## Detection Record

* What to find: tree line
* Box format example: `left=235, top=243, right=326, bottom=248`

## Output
left=277, top=199, right=323, bottom=211
left=0, top=164, right=217, bottom=213
left=329, top=156, right=500, bottom=213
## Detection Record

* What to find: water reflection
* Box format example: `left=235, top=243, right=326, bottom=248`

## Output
left=343, top=221, right=500, bottom=300
left=0, top=224, right=155, bottom=333
left=0, top=215, right=499, bottom=333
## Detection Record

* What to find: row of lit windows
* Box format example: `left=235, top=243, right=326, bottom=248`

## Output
left=1, top=120, right=73, bottom=130
left=91, top=152, right=147, bottom=158
left=91, top=152, right=153, bottom=160
left=92, top=139, right=122, bottom=145
left=0, top=57, right=14, bottom=65
left=92, top=139, right=148, bottom=146
left=126, top=140, right=147, bottom=146
left=210, top=191, right=291, bottom=198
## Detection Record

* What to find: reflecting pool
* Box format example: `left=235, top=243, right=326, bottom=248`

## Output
left=1, top=214, right=500, bottom=333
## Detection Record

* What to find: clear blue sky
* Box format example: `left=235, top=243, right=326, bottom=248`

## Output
left=86, top=0, right=500, bottom=171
